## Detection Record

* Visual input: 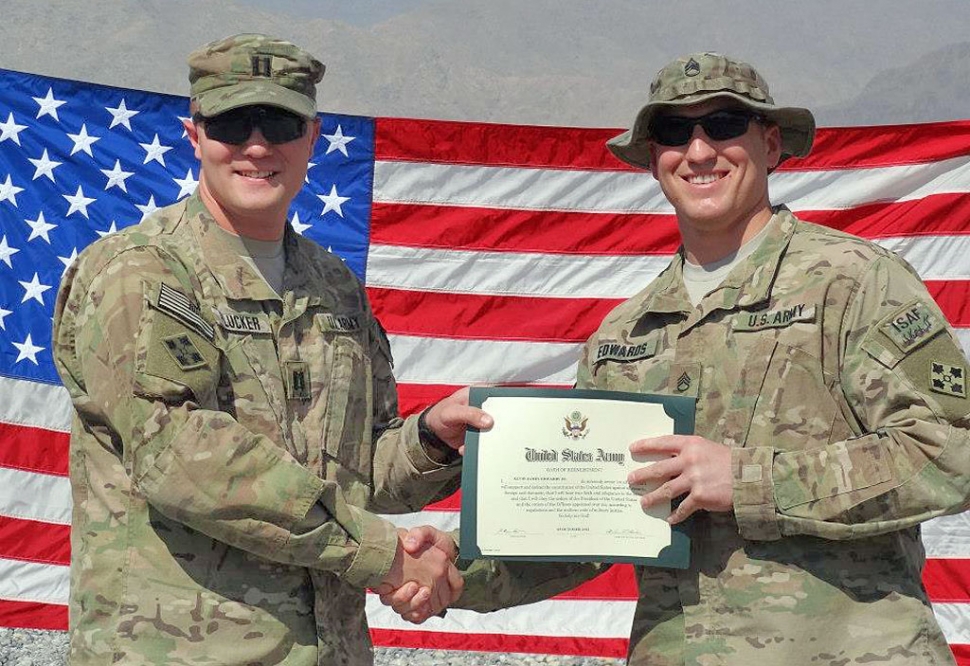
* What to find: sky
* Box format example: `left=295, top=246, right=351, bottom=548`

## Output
left=2, top=0, right=969, bottom=127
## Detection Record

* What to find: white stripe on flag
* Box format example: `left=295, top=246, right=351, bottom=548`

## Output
left=0, top=467, right=72, bottom=525
left=367, top=234, right=970, bottom=300
left=373, top=156, right=970, bottom=213
left=0, top=375, right=72, bottom=433
left=0, top=558, right=69, bottom=605
left=923, top=513, right=970, bottom=558
left=933, top=602, right=970, bottom=645
left=388, top=335, right=582, bottom=385
left=874, top=235, right=970, bottom=280
left=366, top=244, right=669, bottom=299
left=366, top=595, right=635, bottom=638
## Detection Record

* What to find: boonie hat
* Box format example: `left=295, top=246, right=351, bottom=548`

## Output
left=607, top=52, right=816, bottom=169
left=188, top=33, right=325, bottom=120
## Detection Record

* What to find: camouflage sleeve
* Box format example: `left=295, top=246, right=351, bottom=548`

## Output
left=363, top=295, right=463, bottom=515
left=54, top=246, right=400, bottom=590
left=454, top=557, right=606, bottom=612
left=734, top=255, right=970, bottom=540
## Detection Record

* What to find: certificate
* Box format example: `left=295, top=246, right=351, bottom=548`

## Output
left=460, top=387, right=694, bottom=568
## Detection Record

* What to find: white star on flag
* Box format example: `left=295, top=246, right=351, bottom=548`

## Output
left=63, top=185, right=96, bottom=218
left=140, top=134, right=173, bottom=166
left=290, top=211, right=312, bottom=235
left=12, top=333, right=44, bottom=365
left=105, top=99, right=139, bottom=130
left=0, top=306, right=11, bottom=330
left=0, top=113, right=28, bottom=146
left=33, top=87, right=66, bottom=121
left=19, top=273, right=52, bottom=305
left=96, top=221, right=119, bottom=238
left=0, top=235, right=20, bottom=268
left=101, top=160, right=135, bottom=192
left=173, top=169, right=198, bottom=199
left=322, top=125, right=355, bottom=157
left=58, top=248, right=79, bottom=270
left=305, top=160, right=317, bottom=184
left=25, top=211, right=56, bottom=243
left=0, top=175, right=25, bottom=207
left=318, top=184, right=350, bottom=217
left=136, top=195, right=160, bottom=219
left=67, top=124, right=101, bottom=157
left=28, top=149, right=62, bottom=182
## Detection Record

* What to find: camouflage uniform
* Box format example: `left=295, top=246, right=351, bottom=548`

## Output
left=53, top=194, right=462, bottom=665
left=458, top=209, right=970, bottom=665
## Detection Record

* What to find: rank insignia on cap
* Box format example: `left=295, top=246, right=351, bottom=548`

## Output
left=930, top=361, right=966, bottom=398
left=252, top=55, right=272, bottom=77
left=285, top=361, right=311, bottom=401
left=163, top=334, right=208, bottom=371
left=684, top=58, right=701, bottom=77
left=676, top=372, right=692, bottom=392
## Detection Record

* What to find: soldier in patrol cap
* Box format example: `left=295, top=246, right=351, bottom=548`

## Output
left=385, top=52, right=970, bottom=665
left=53, top=33, right=491, bottom=665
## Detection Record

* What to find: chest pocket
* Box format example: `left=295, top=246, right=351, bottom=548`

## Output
left=312, top=312, right=374, bottom=481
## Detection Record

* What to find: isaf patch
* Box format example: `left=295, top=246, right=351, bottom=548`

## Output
left=930, top=361, right=967, bottom=398
left=163, top=334, right=209, bottom=371
left=881, top=301, right=945, bottom=353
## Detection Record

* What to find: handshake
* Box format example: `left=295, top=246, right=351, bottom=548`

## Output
left=376, top=525, right=462, bottom=624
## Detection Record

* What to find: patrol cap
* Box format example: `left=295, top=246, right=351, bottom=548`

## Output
left=607, top=52, right=816, bottom=169
left=188, top=33, right=325, bottom=120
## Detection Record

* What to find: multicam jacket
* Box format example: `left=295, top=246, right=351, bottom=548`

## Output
left=52, top=194, right=462, bottom=666
left=459, top=209, right=970, bottom=665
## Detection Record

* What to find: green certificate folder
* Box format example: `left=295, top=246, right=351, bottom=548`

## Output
left=460, top=386, right=694, bottom=569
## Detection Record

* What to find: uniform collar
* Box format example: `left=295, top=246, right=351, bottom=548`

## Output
left=626, top=206, right=798, bottom=325
left=186, top=194, right=299, bottom=302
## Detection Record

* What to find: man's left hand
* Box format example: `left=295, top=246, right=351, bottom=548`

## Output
left=423, top=387, right=493, bottom=455
left=627, top=435, right=733, bottom=524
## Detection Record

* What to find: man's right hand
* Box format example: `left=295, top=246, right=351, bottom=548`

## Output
left=376, top=526, right=462, bottom=622
left=377, top=526, right=460, bottom=623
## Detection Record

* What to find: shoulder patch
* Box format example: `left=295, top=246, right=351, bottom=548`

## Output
left=930, top=361, right=967, bottom=399
left=155, top=283, right=214, bottom=341
left=880, top=301, right=945, bottom=353
left=162, top=334, right=209, bottom=371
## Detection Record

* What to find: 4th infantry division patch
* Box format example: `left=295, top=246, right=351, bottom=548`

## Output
left=930, top=361, right=966, bottom=398
left=163, top=334, right=209, bottom=371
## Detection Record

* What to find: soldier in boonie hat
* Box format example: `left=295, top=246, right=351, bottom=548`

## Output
left=188, top=32, right=325, bottom=119
left=607, top=52, right=815, bottom=169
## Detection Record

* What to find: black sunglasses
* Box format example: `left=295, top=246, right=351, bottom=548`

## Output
left=648, top=110, right=763, bottom=146
left=194, top=105, right=308, bottom=145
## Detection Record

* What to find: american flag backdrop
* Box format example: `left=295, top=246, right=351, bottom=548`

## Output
left=1, top=67, right=969, bottom=662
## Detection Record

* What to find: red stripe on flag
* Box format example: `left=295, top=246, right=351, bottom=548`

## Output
left=370, top=281, right=969, bottom=341
left=368, top=288, right=618, bottom=342
left=798, top=194, right=970, bottom=239
left=0, top=516, right=70, bottom=566
left=790, top=121, right=970, bottom=171
left=398, top=383, right=572, bottom=419
left=0, top=599, right=67, bottom=631
left=0, top=422, right=69, bottom=477
left=926, top=281, right=970, bottom=327
left=372, top=196, right=970, bottom=257
left=375, top=118, right=970, bottom=171
left=952, top=644, right=970, bottom=666
left=370, top=628, right=628, bottom=658
left=371, top=203, right=681, bottom=255
left=375, top=118, right=626, bottom=170
left=924, top=559, right=970, bottom=603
